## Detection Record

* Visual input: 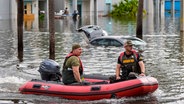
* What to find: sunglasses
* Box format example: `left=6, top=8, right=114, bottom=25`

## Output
left=125, top=45, right=133, bottom=47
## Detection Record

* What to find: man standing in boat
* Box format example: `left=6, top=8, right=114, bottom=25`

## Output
left=110, top=40, right=145, bottom=83
left=63, top=7, right=69, bottom=15
left=62, top=44, right=83, bottom=85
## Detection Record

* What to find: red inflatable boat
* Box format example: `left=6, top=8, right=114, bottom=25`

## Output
left=19, top=76, right=158, bottom=100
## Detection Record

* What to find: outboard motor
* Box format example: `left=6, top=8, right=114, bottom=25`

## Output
left=38, top=59, right=62, bottom=82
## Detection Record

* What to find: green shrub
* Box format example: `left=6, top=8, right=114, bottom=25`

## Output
left=39, top=13, right=45, bottom=21
left=110, top=0, right=139, bottom=18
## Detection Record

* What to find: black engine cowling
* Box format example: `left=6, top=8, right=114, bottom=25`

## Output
left=38, top=59, right=61, bottom=81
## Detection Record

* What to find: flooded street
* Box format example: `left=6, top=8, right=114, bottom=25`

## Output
left=0, top=15, right=184, bottom=104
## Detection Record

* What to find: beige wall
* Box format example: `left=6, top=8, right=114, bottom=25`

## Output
left=0, top=0, right=10, bottom=19
left=82, top=0, right=91, bottom=17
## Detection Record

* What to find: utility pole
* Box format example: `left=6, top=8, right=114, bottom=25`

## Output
left=49, top=0, right=55, bottom=60
left=136, top=0, right=144, bottom=39
left=17, top=0, right=24, bottom=62
left=180, top=0, right=184, bottom=52
left=94, top=0, right=98, bottom=25
left=181, top=0, right=184, bottom=32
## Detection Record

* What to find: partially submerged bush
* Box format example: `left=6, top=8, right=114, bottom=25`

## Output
left=110, top=0, right=141, bottom=18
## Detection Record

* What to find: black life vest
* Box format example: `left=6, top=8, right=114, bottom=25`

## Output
left=62, top=53, right=83, bottom=75
left=119, top=50, right=141, bottom=75
left=62, top=53, right=83, bottom=84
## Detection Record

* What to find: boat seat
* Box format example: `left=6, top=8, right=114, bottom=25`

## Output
left=69, top=80, right=109, bottom=86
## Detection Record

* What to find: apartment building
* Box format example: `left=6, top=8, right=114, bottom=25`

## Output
left=0, top=0, right=122, bottom=20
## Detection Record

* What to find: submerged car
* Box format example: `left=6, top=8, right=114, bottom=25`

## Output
left=77, top=25, right=108, bottom=41
left=90, top=36, right=147, bottom=47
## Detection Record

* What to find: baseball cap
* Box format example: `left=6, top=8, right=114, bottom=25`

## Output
left=124, top=40, right=133, bottom=46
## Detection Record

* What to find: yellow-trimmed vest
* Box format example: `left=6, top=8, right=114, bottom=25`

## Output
left=119, top=50, right=141, bottom=77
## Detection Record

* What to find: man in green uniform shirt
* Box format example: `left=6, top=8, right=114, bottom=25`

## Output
left=62, top=44, right=84, bottom=85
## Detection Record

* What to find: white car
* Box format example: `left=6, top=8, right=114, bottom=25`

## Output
left=90, top=36, right=147, bottom=47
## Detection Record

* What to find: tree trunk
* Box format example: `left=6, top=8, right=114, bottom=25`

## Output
left=49, top=0, right=55, bottom=60
left=17, top=0, right=24, bottom=62
left=136, top=0, right=144, bottom=39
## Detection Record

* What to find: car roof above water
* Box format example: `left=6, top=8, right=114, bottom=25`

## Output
left=90, top=35, right=140, bottom=40
left=90, top=35, right=147, bottom=45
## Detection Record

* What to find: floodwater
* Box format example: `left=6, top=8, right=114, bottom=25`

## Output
left=0, top=14, right=183, bottom=104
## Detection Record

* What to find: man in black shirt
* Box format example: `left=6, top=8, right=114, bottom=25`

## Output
left=110, top=40, right=145, bottom=83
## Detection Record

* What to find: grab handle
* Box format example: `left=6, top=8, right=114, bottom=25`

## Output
left=91, top=86, right=101, bottom=91
left=33, top=84, right=41, bottom=89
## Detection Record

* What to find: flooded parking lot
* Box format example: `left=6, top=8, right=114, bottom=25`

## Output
left=0, top=15, right=184, bottom=103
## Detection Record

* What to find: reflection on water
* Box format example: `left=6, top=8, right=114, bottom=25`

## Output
left=0, top=15, right=184, bottom=103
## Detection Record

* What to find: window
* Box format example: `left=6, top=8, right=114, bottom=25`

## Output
left=127, top=38, right=143, bottom=45
left=91, top=39, right=109, bottom=46
left=24, top=3, right=32, bottom=15
left=24, top=5, right=27, bottom=14
left=86, top=28, right=95, bottom=34
left=91, top=39, right=98, bottom=45
left=110, top=39, right=122, bottom=47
